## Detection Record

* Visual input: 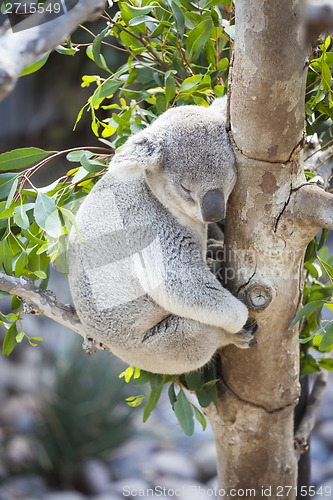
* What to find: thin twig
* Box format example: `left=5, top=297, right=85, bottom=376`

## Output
left=294, top=369, right=328, bottom=458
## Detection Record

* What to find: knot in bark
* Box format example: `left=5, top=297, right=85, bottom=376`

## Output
left=241, top=280, right=275, bottom=310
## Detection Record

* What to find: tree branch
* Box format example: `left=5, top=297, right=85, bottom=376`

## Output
left=0, top=0, right=105, bottom=101
left=293, top=183, right=333, bottom=230
left=0, top=273, right=86, bottom=337
left=294, top=369, right=328, bottom=458
left=306, top=1, right=333, bottom=44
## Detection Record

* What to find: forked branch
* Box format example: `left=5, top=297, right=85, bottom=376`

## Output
left=0, top=273, right=86, bottom=337
left=293, top=184, right=333, bottom=230
left=0, top=0, right=105, bottom=100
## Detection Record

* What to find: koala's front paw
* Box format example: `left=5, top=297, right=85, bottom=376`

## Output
left=233, top=319, right=258, bottom=349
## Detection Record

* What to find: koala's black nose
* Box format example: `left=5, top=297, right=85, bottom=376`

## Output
left=201, top=190, right=225, bottom=223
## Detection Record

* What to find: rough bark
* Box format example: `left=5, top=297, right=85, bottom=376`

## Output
left=0, top=0, right=105, bottom=100
left=206, top=0, right=333, bottom=496
left=0, top=274, right=86, bottom=337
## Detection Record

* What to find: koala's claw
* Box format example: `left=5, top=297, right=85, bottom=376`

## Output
left=231, top=319, right=258, bottom=349
left=243, top=319, right=258, bottom=336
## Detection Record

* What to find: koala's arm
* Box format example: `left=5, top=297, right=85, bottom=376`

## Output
left=144, top=236, right=248, bottom=334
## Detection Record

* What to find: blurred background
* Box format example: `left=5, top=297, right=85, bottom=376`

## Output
left=0, top=15, right=333, bottom=500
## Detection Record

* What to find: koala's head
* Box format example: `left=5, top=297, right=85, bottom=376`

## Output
left=111, top=98, right=236, bottom=224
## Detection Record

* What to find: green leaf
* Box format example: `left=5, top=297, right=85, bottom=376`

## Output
left=202, top=379, right=219, bottom=390
left=0, top=291, right=10, bottom=299
left=66, top=150, right=94, bottom=162
left=96, top=79, right=122, bottom=100
left=183, top=370, right=205, bottom=391
left=126, top=394, right=147, bottom=407
left=170, top=0, right=185, bottom=37
left=298, top=332, right=319, bottom=344
left=125, top=4, right=155, bottom=16
left=0, top=238, right=12, bottom=274
left=149, top=373, right=164, bottom=389
left=192, top=404, right=207, bottom=431
left=92, top=27, right=110, bottom=71
left=5, top=177, right=18, bottom=209
left=2, top=322, right=18, bottom=356
left=16, top=330, right=25, bottom=343
left=318, top=229, right=328, bottom=251
left=34, top=192, right=62, bottom=238
left=319, top=259, right=333, bottom=279
left=120, top=30, right=143, bottom=48
left=129, top=15, right=157, bottom=26
left=20, top=52, right=50, bottom=76
left=34, top=270, right=47, bottom=279
left=15, top=250, right=28, bottom=277
left=217, top=57, right=229, bottom=71
left=168, top=383, right=177, bottom=407
left=0, top=147, right=51, bottom=171
left=80, top=155, right=105, bottom=173
left=132, top=369, right=151, bottom=385
left=318, top=358, right=333, bottom=371
left=14, top=204, right=30, bottom=229
left=186, top=18, right=213, bottom=58
left=165, top=75, right=176, bottom=102
left=55, top=45, right=78, bottom=55
left=197, top=387, right=218, bottom=408
left=143, top=384, right=163, bottom=422
left=173, top=388, right=194, bottom=435
left=58, top=207, right=83, bottom=243
left=0, top=173, right=19, bottom=200
left=0, top=201, right=14, bottom=219
left=300, top=354, right=320, bottom=375
left=179, top=74, right=202, bottom=93
left=289, top=300, right=327, bottom=329
left=319, top=323, right=333, bottom=351
left=119, top=365, right=134, bottom=382
left=321, top=59, right=332, bottom=91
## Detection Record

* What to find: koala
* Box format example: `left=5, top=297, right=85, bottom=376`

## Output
left=67, top=97, right=257, bottom=375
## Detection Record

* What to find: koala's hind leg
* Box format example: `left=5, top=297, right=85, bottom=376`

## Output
left=136, top=315, right=257, bottom=375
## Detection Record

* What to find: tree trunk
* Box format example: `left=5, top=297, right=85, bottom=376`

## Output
left=206, top=0, right=330, bottom=496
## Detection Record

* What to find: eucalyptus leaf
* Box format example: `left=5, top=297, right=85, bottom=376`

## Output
left=186, top=17, right=213, bottom=58
left=2, top=322, right=18, bottom=356
left=0, top=173, right=19, bottom=200
left=34, top=192, right=62, bottom=238
left=143, top=384, right=163, bottom=422
left=289, top=300, right=327, bottom=329
left=0, top=147, right=51, bottom=171
left=20, top=52, right=50, bottom=76
left=14, top=204, right=30, bottom=229
left=319, top=323, right=333, bottom=351
left=173, top=389, right=194, bottom=436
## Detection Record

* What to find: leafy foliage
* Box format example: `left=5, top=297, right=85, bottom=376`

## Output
left=120, top=358, right=218, bottom=435
left=294, top=241, right=333, bottom=375
left=0, top=0, right=333, bottom=434
left=298, top=34, right=333, bottom=375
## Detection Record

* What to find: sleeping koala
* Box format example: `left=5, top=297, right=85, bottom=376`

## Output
left=67, top=97, right=257, bottom=375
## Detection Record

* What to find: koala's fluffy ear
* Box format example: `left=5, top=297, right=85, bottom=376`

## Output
left=111, top=130, right=164, bottom=180
left=210, top=96, right=227, bottom=117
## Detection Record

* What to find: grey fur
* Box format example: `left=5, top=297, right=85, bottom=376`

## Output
left=67, top=97, right=253, bottom=375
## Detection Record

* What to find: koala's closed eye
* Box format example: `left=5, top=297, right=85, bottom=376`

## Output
left=67, top=96, right=253, bottom=375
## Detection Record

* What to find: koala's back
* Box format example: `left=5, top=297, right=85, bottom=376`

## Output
left=67, top=170, right=202, bottom=361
